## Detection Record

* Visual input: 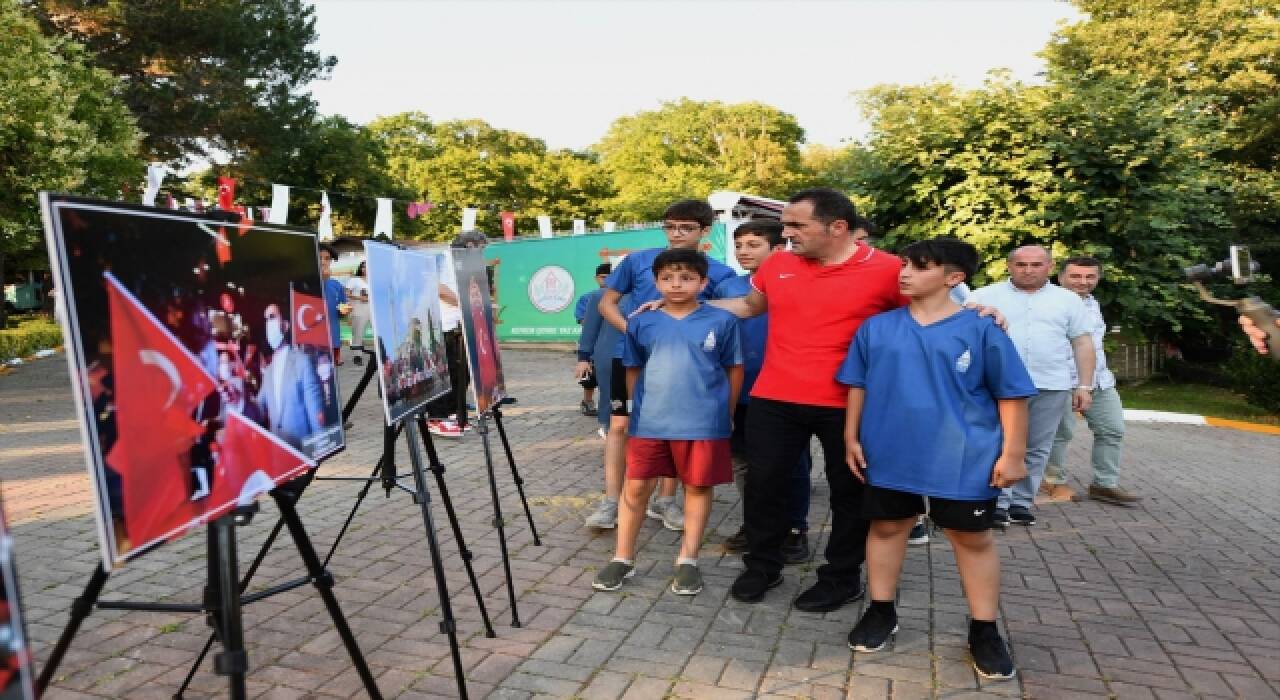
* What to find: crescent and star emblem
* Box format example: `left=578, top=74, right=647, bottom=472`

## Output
left=138, top=349, right=182, bottom=410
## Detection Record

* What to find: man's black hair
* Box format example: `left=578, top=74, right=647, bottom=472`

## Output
left=788, top=187, right=858, bottom=228
left=1062, top=255, right=1102, bottom=271
left=901, top=237, right=978, bottom=283
left=662, top=199, right=715, bottom=228
left=595, top=262, right=612, bottom=276
left=652, top=248, right=709, bottom=279
left=852, top=216, right=877, bottom=236
left=733, top=219, right=784, bottom=247
left=318, top=243, right=339, bottom=259
left=451, top=230, right=489, bottom=248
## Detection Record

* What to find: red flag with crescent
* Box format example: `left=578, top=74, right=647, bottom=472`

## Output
left=290, top=290, right=329, bottom=347
left=104, top=274, right=216, bottom=549
left=208, top=411, right=312, bottom=508
left=217, top=177, right=236, bottom=211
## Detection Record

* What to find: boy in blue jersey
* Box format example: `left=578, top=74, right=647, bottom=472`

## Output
left=714, top=220, right=813, bottom=563
left=597, top=199, right=737, bottom=531
left=836, top=238, right=1034, bottom=680
left=592, top=249, right=743, bottom=596
left=573, top=263, right=611, bottom=416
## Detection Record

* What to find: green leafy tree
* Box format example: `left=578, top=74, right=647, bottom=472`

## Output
left=0, top=0, right=140, bottom=323
left=854, top=73, right=1233, bottom=336
left=595, top=99, right=808, bottom=221
left=30, top=0, right=335, bottom=165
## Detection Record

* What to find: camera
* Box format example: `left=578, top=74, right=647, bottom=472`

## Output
left=1185, top=245, right=1279, bottom=358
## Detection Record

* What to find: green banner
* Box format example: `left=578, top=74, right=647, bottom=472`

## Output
left=484, top=224, right=729, bottom=342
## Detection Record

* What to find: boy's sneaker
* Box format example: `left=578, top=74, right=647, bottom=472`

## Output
left=782, top=529, right=810, bottom=564
left=591, top=560, right=635, bottom=591
left=647, top=497, right=684, bottom=531
left=579, top=399, right=597, bottom=416
left=723, top=526, right=748, bottom=552
left=670, top=563, right=703, bottom=596
left=427, top=419, right=463, bottom=438
left=992, top=508, right=1010, bottom=528
left=847, top=605, right=899, bottom=652
left=584, top=499, right=618, bottom=529
left=908, top=521, right=930, bottom=545
left=969, top=624, right=1016, bottom=680
left=1007, top=505, right=1036, bottom=526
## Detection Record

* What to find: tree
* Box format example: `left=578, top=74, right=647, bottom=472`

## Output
left=30, top=0, right=335, bottom=165
left=853, top=73, right=1234, bottom=336
left=0, top=0, right=140, bottom=323
left=595, top=99, right=808, bottom=221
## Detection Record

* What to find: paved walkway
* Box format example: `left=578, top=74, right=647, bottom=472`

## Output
left=1, top=348, right=1278, bottom=699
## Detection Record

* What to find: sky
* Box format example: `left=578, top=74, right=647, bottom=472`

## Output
left=310, top=1, right=1081, bottom=152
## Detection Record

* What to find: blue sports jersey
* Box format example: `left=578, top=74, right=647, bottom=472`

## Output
left=574, top=289, right=600, bottom=323
left=323, top=277, right=348, bottom=349
left=836, top=307, right=1036, bottom=500
left=623, top=304, right=743, bottom=440
left=712, top=274, right=767, bottom=403
left=605, top=247, right=736, bottom=357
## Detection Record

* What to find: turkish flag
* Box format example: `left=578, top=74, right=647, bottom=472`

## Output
left=104, top=274, right=216, bottom=551
left=217, top=177, right=236, bottom=210
left=290, top=290, right=329, bottom=347
left=208, top=411, right=312, bottom=509
left=215, top=226, right=232, bottom=264
left=500, top=211, right=516, bottom=241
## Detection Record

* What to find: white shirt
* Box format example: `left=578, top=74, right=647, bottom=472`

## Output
left=1071, top=295, right=1116, bottom=390
left=969, top=280, right=1091, bottom=391
left=437, top=249, right=461, bottom=331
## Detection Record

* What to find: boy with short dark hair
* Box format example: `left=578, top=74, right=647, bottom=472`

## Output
left=837, top=237, right=1034, bottom=680
left=592, top=248, right=743, bottom=596
left=573, top=262, right=612, bottom=416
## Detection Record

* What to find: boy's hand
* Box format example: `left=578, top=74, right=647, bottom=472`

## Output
left=965, top=302, right=1007, bottom=330
left=845, top=440, right=867, bottom=483
left=574, top=361, right=592, bottom=381
left=630, top=299, right=665, bottom=317
left=990, top=454, right=1026, bottom=489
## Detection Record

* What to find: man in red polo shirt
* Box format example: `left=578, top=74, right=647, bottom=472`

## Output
left=714, top=188, right=907, bottom=609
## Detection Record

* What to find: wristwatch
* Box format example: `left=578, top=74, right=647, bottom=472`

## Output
left=1074, top=385, right=1094, bottom=392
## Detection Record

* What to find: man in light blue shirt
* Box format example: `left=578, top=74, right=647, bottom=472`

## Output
left=969, top=245, right=1096, bottom=527
left=1043, top=257, right=1140, bottom=506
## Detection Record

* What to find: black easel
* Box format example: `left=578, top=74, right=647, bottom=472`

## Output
left=490, top=403, right=540, bottom=546
left=175, top=355, right=489, bottom=700
left=36, top=495, right=382, bottom=700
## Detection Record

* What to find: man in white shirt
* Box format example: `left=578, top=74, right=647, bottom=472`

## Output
left=969, top=245, right=1096, bottom=527
left=1043, top=257, right=1139, bottom=505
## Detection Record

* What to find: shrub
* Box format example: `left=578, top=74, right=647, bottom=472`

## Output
left=1223, top=344, right=1280, bottom=415
left=0, top=318, right=63, bottom=361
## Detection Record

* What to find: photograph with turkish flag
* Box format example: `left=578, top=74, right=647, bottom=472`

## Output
left=0, top=493, right=35, bottom=700
left=40, top=194, right=345, bottom=567
left=364, top=242, right=451, bottom=424
left=453, top=248, right=507, bottom=414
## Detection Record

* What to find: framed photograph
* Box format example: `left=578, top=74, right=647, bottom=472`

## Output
left=0, top=494, right=35, bottom=700
left=452, top=248, right=507, bottom=414
left=364, top=241, right=451, bottom=424
left=41, top=194, right=345, bottom=567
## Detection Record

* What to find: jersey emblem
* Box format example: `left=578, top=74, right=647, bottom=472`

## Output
left=973, top=509, right=986, bottom=516
left=703, top=330, right=717, bottom=351
left=955, top=348, right=971, bottom=373
left=778, top=273, right=796, bottom=279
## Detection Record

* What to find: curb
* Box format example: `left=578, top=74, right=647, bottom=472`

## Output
left=1124, top=409, right=1280, bottom=436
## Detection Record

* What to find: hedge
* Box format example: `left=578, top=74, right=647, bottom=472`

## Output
left=0, top=318, right=63, bottom=362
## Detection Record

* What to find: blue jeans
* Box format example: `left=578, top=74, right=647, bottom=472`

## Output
left=1045, top=387, right=1125, bottom=488
left=998, top=390, right=1071, bottom=510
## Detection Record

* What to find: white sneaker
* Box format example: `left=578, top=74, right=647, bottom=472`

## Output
left=584, top=499, right=619, bottom=529
left=646, top=497, right=684, bottom=532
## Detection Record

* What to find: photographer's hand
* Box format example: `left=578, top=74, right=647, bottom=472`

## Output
left=1240, top=315, right=1280, bottom=354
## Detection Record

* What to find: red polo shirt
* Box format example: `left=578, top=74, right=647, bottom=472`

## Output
left=750, top=246, right=907, bottom=407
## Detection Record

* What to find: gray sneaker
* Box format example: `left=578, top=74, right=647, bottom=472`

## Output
left=670, top=563, right=703, bottom=595
left=592, top=560, right=635, bottom=591
left=584, top=499, right=618, bottom=529
left=647, top=497, right=684, bottom=531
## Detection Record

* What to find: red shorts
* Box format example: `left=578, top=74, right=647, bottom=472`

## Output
left=625, top=437, right=732, bottom=487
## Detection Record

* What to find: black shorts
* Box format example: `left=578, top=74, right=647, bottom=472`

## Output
left=609, top=357, right=630, bottom=416
left=863, top=485, right=996, bottom=532
left=577, top=362, right=598, bottom=390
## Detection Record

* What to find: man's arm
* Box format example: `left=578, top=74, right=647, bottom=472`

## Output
left=599, top=288, right=628, bottom=332
left=709, top=289, right=767, bottom=319
left=1069, top=334, right=1096, bottom=411
left=438, top=283, right=459, bottom=308
left=991, top=398, right=1029, bottom=488
left=843, top=387, right=867, bottom=482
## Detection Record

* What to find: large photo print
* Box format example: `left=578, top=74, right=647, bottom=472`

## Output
left=42, top=195, right=345, bottom=567
left=364, top=242, right=451, bottom=424
left=0, top=494, right=34, bottom=700
left=453, top=248, right=507, bottom=414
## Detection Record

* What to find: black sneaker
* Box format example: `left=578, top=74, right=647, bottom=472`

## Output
left=992, top=508, right=1010, bottom=528
left=969, top=624, right=1016, bottom=680
left=723, top=526, right=748, bottom=553
left=793, top=579, right=864, bottom=613
left=847, top=605, right=899, bottom=652
left=1007, top=505, right=1036, bottom=526
left=729, top=569, right=783, bottom=603
left=782, top=529, right=810, bottom=564
left=907, top=521, right=929, bottom=545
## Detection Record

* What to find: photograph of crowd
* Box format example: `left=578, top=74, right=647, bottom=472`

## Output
left=43, top=196, right=344, bottom=566
left=453, top=248, right=506, bottom=414
left=364, top=241, right=451, bottom=424
left=0, top=494, right=34, bottom=700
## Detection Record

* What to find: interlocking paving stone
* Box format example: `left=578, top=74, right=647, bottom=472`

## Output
left=2, top=348, right=1278, bottom=698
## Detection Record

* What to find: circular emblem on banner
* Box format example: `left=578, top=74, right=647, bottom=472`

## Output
left=528, top=265, right=575, bottom=313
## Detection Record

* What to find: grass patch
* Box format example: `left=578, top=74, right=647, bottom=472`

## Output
left=0, top=315, right=61, bottom=361
left=1120, top=379, right=1279, bottom=423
